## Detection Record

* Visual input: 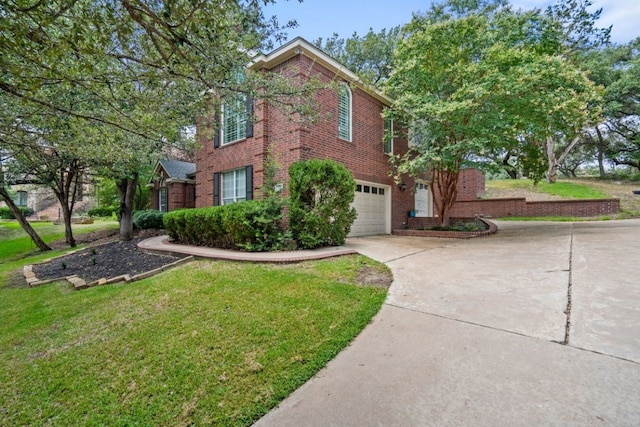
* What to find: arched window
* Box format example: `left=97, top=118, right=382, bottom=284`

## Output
left=338, top=84, right=352, bottom=141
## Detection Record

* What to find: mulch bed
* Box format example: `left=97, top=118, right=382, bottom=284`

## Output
left=32, top=238, right=188, bottom=283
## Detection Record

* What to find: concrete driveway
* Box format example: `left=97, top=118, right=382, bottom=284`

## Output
left=255, top=219, right=640, bottom=426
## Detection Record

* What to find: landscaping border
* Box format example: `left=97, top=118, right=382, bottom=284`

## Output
left=393, top=217, right=498, bottom=239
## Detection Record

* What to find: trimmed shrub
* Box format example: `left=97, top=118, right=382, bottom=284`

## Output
left=163, top=199, right=287, bottom=252
left=88, top=206, right=119, bottom=218
left=133, top=210, right=165, bottom=229
left=0, top=206, right=33, bottom=219
left=288, top=159, right=357, bottom=249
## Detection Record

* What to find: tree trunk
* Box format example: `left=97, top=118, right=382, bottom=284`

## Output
left=595, top=125, right=606, bottom=178
left=431, top=168, right=459, bottom=227
left=0, top=185, right=51, bottom=251
left=116, top=173, right=139, bottom=241
left=501, top=152, right=518, bottom=179
left=546, top=134, right=582, bottom=183
left=51, top=164, right=79, bottom=247
left=546, top=137, right=559, bottom=183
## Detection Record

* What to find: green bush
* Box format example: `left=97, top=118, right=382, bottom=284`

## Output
left=0, top=206, right=33, bottom=219
left=288, top=159, right=357, bottom=249
left=133, top=210, right=165, bottom=229
left=87, top=206, right=119, bottom=218
left=163, top=199, right=287, bottom=252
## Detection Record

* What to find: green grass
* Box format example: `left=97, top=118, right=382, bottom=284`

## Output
left=486, top=179, right=610, bottom=199
left=0, top=255, right=389, bottom=426
left=498, top=216, right=588, bottom=222
left=0, top=220, right=119, bottom=262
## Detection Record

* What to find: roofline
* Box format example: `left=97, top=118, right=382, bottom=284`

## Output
left=249, top=37, right=393, bottom=106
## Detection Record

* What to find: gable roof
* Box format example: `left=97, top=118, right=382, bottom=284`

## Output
left=157, top=159, right=196, bottom=181
left=250, top=37, right=393, bottom=106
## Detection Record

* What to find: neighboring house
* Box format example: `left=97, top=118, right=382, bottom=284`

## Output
left=193, top=37, right=483, bottom=236
left=1, top=179, right=95, bottom=220
left=149, top=159, right=196, bottom=212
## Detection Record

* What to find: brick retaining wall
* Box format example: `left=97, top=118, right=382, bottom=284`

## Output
left=449, top=198, right=620, bottom=218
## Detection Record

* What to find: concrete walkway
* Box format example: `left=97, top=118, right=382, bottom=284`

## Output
left=137, top=235, right=357, bottom=262
left=254, top=219, right=640, bottom=426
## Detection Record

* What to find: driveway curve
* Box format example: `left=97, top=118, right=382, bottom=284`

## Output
left=255, top=219, right=640, bottom=426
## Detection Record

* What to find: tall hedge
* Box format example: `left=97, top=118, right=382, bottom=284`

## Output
left=163, top=198, right=287, bottom=252
left=288, top=159, right=357, bottom=249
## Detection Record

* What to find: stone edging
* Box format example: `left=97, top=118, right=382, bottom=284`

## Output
left=393, top=217, right=498, bottom=239
left=23, top=256, right=194, bottom=290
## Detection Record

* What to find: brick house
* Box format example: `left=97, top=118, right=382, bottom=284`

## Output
left=195, top=37, right=484, bottom=236
left=149, top=159, right=196, bottom=212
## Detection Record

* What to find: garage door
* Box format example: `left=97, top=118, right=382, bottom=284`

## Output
left=349, top=181, right=389, bottom=237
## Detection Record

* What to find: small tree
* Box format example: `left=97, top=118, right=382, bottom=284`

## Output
left=385, top=0, right=600, bottom=225
left=288, top=159, right=356, bottom=249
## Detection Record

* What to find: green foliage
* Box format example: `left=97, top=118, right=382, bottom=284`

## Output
left=164, top=199, right=288, bottom=252
left=133, top=210, right=165, bottom=229
left=385, top=0, right=601, bottom=223
left=314, top=26, right=401, bottom=87
left=288, top=159, right=357, bottom=249
left=87, top=206, right=119, bottom=218
left=0, top=207, right=33, bottom=220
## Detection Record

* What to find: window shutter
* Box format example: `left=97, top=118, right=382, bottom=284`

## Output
left=213, top=110, right=221, bottom=148
left=213, top=172, right=220, bottom=205
left=245, top=96, right=254, bottom=138
left=338, top=85, right=351, bottom=141
left=245, top=165, right=253, bottom=200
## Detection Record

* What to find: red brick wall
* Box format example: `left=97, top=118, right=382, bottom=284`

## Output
left=149, top=178, right=195, bottom=212
left=194, top=50, right=494, bottom=231
left=449, top=198, right=620, bottom=218
left=194, top=53, right=409, bottom=225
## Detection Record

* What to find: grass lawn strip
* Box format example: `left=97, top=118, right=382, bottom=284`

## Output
left=0, top=255, right=390, bottom=426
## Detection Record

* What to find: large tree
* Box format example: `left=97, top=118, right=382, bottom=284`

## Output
left=314, top=26, right=401, bottom=88
left=385, top=0, right=600, bottom=226
left=1, top=0, right=313, bottom=241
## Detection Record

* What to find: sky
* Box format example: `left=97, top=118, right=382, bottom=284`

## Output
left=263, top=0, right=640, bottom=46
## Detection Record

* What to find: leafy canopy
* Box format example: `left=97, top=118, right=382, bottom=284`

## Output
left=384, top=0, right=601, bottom=223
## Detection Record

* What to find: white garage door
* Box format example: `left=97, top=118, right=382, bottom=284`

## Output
left=349, top=181, right=389, bottom=237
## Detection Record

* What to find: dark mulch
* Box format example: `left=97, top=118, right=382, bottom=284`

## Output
left=32, top=238, right=188, bottom=283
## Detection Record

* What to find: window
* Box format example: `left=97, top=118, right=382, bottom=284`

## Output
left=414, top=181, right=430, bottom=217
left=338, top=84, right=352, bottom=141
left=222, top=95, right=247, bottom=145
left=15, top=191, right=27, bottom=207
left=159, top=178, right=167, bottom=212
left=222, top=169, right=247, bottom=205
left=384, top=117, right=393, bottom=154
left=159, top=188, right=168, bottom=212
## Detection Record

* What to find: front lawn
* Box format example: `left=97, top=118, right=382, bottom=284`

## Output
left=0, top=219, right=119, bottom=262
left=486, top=179, right=609, bottom=199
left=0, top=256, right=389, bottom=426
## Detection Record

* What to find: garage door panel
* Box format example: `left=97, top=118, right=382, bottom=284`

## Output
left=349, top=182, right=388, bottom=237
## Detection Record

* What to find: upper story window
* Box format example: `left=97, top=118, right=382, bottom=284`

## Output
left=214, top=71, right=253, bottom=148
left=222, top=95, right=248, bottom=145
left=338, top=84, right=352, bottom=141
left=384, top=117, right=393, bottom=154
